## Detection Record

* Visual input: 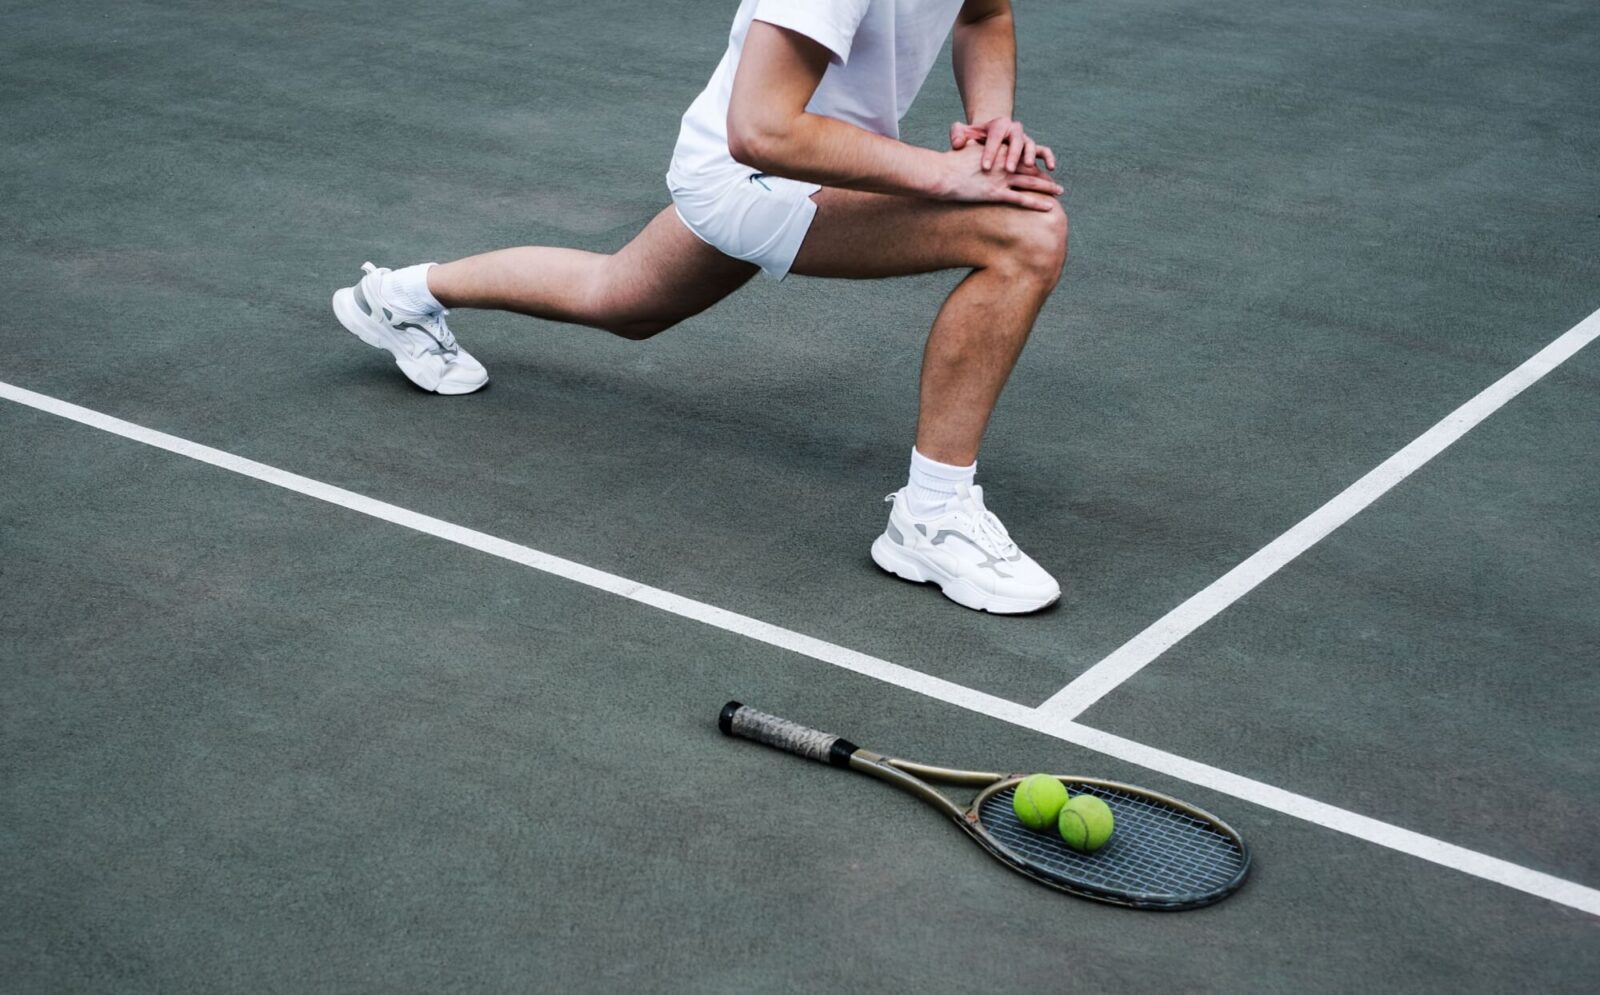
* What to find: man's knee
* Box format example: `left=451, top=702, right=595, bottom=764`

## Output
left=582, top=270, right=679, bottom=340
left=606, top=315, right=678, bottom=341
left=1041, top=204, right=1069, bottom=279
left=990, top=204, right=1068, bottom=287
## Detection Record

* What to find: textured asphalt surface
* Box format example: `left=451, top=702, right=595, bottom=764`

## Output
left=3, top=0, right=1598, bottom=991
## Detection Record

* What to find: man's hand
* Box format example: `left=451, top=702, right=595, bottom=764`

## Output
left=950, top=117, right=1057, bottom=174
left=936, top=141, right=1062, bottom=211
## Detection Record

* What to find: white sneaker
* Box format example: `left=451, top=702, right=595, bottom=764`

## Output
left=871, top=483, right=1060, bottom=614
left=331, top=262, right=488, bottom=395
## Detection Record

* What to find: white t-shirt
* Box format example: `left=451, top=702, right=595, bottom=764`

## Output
left=668, top=0, right=966, bottom=187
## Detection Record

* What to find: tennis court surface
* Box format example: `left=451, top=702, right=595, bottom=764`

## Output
left=3, top=0, right=1597, bottom=990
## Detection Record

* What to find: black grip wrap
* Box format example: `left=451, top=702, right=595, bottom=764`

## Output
left=718, top=702, right=858, bottom=767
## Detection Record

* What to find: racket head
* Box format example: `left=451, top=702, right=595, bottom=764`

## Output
left=966, top=776, right=1250, bottom=910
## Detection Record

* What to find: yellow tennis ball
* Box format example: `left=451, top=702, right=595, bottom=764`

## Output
left=1058, top=794, right=1115, bottom=852
left=1012, top=774, right=1069, bottom=831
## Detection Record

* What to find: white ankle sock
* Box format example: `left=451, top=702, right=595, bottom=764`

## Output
left=905, top=447, right=975, bottom=518
left=385, top=262, right=442, bottom=314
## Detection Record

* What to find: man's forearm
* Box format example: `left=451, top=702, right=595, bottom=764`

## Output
left=953, top=11, right=1017, bottom=122
left=730, top=112, right=949, bottom=199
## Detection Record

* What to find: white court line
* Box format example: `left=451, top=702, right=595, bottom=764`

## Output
left=3, top=378, right=1598, bottom=918
left=1067, top=724, right=1600, bottom=917
left=0, top=381, right=1037, bottom=731
left=1036, top=307, right=1600, bottom=723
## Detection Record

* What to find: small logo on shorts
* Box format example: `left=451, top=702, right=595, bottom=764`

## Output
left=748, top=173, right=772, bottom=191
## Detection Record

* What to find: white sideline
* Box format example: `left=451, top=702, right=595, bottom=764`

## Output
left=2, top=378, right=1598, bottom=918
left=1068, top=724, right=1600, bottom=917
left=1036, top=307, right=1600, bottom=723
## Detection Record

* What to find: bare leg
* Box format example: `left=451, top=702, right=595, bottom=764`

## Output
left=427, top=207, right=758, bottom=340
left=790, top=190, right=1067, bottom=465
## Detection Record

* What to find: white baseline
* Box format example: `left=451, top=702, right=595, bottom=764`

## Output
left=4, top=377, right=1599, bottom=917
left=1037, top=306, right=1600, bottom=723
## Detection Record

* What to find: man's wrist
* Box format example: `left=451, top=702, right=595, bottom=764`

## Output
left=913, top=145, right=954, bottom=198
left=967, top=108, right=1013, bottom=124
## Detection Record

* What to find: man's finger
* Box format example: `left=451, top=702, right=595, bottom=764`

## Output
left=1038, top=145, right=1056, bottom=171
left=949, top=121, right=969, bottom=149
left=1004, top=123, right=1026, bottom=172
left=1003, top=190, right=1058, bottom=212
left=1010, top=173, right=1064, bottom=195
left=980, top=118, right=1012, bottom=169
left=1020, top=136, right=1037, bottom=174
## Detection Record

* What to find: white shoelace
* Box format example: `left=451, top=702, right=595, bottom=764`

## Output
left=956, top=486, right=1019, bottom=559
left=424, top=311, right=459, bottom=353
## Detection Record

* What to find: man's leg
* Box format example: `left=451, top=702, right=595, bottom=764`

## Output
left=335, top=207, right=756, bottom=393
left=792, top=188, right=1068, bottom=613
left=790, top=189, right=1068, bottom=465
left=428, top=207, right=759, bottom=341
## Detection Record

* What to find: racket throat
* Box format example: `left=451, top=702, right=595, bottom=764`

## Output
left=849, top=753, right=976, bottom=821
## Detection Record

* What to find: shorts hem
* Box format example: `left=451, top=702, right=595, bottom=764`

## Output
left=667, top=170, right=820, bottom=282
left=751, top=189, right=818, bottom=281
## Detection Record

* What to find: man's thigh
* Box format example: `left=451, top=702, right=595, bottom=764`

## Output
left=603, top=206, right=760, bottom=325
left=790, top=187, right=1063, bottom=280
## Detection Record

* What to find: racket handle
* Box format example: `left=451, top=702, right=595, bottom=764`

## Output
left=719, top=702, right=859, bottom=768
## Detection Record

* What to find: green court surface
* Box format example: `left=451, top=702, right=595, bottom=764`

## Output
left=3, top=0, right=1597, bottom=991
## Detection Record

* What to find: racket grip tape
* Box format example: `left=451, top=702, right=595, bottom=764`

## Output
left=719, top=702, right=859, bottom=767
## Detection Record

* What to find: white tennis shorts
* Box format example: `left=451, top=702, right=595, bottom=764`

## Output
left=667, top=169, right=821, bottom=281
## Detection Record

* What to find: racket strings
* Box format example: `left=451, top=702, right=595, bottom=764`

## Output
left=979, top=784, right=1247, bottom=904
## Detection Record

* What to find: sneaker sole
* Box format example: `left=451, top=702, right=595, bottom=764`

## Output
left=332, top=287, right=487, bottom=395
left=870, top=534, right=1059, bottom=615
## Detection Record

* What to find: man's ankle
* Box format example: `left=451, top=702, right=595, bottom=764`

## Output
left=387, top=262, right=443, bottom=314
left=904, top=446, right=975, bottom=518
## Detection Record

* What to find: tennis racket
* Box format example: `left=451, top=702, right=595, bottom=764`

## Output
left=719, top=701, right=1249, bottom=910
